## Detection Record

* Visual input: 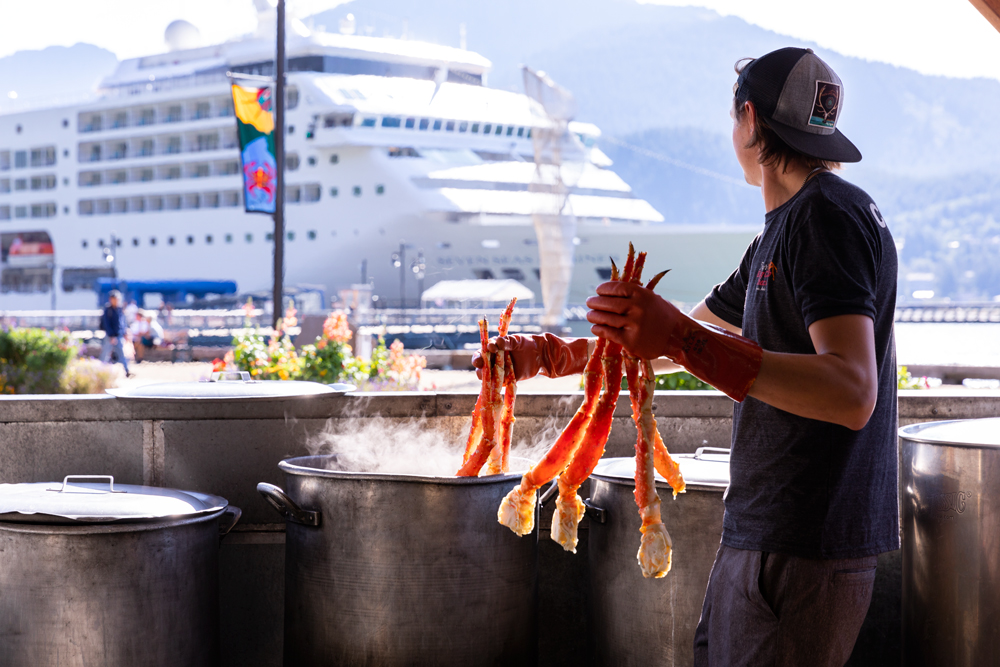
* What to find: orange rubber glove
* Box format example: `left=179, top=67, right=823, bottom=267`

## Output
left=586, top=282, right=762, bottom=402
left=472, top=334, right=591, bottom=381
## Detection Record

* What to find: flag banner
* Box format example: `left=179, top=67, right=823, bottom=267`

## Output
left=231, top=84, right=277, bottom=214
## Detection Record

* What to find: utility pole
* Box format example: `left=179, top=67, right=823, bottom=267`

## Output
left=272, top=0, right=286, bottom=328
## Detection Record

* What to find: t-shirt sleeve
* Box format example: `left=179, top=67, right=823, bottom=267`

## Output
left=704, top=236, right=759, bottom=328
left=787, top=204, right=879, bottom=327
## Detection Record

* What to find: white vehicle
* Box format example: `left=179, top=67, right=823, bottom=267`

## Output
left=0, top=6, right=758, bottom=318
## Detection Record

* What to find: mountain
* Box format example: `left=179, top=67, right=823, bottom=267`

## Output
left=0, top=43, right=118, bottom=113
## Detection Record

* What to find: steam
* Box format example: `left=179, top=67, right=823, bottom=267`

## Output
left=302, top=399, right=577, bottom=478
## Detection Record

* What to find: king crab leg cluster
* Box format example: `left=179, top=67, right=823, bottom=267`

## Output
left=497, top=243, right=686, bottom=578
left=457, top=298, right=518, bottom=477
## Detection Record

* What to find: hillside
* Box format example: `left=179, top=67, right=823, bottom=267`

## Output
left=0, top=43, right=117, bottom=113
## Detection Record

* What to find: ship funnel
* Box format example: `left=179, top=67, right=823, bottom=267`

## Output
left=164, top=20, right=203, bottom=51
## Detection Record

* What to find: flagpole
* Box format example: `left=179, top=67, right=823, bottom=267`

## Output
left=272, top=0, right=286, bottom=329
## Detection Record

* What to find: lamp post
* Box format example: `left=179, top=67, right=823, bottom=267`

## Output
left=411, top=252, right=425, bottom=306
left=272, top=0, right=286, bottom=329
left=390, top=242, right=410, bottom=307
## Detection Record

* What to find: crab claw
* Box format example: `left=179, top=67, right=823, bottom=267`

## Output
left=497, top=486, right=535, bottom=536
left=550, top=492, right=586, bottom=553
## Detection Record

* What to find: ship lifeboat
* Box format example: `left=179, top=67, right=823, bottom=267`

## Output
left=6, top=236, right=55, bottom=268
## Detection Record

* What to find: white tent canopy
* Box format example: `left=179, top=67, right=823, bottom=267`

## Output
left=420, top=279, right=535, bottom=307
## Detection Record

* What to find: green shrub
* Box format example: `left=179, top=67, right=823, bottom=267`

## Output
left=60, top=357, right=123, bottom=394
left=617, top=370, right=713, bottom=391
left=0, top=328, right=78, bottom=394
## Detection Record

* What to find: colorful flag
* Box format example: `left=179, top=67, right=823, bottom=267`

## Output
left=231, top=84, right=277, bottom=214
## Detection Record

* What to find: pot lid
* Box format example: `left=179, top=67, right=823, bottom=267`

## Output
left=591, top=447, right=730, bottom=490
left=0, top=476, right=229, bottom=524
left=107, top=371, right=354, bottom=401
left=899, top=418, right=1000, bottom=449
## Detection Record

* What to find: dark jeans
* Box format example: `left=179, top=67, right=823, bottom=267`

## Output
left=693, top=544, right=877, bottom=667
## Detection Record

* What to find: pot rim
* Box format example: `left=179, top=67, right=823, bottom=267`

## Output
left=0, top=506, right=229, bottom=535
left=279, top=455, right=528, bottom=485
left=899, top=418, right=1000, bottom=449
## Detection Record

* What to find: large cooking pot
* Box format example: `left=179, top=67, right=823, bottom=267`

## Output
left=258, top=456, right=538, bottom=667
left=586, top=448, right=730, bottom=667
left=0, top=475, right=241, bottom=667
left=900, top=418, right=1000, bottom=667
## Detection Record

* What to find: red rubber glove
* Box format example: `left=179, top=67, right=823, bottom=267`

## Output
left=586, top=282, right=762, bottom=402
left=472, top=334, right=590, bottom=381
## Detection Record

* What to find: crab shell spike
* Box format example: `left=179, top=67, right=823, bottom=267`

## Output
left=610, top=258, right=619, bottom=282
left=632, top=252, right=647, bottom=283
left=645, top=270, right=670, bottom=292
left=622, top=245, right=636, bottom=282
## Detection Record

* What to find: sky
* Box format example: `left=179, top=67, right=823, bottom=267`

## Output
left=1, top=0, right=998, bottom=81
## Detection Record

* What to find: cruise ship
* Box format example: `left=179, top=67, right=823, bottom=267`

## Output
left=0, top=3, right=759, bottom=320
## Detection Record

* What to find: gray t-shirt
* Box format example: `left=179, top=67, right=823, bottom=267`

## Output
left=705, top=172, right=899, bottom=559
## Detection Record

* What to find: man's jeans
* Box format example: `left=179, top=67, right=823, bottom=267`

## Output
left=100, top=336, right=130, bottom=375
left=693, top=544, right=877, bottom=667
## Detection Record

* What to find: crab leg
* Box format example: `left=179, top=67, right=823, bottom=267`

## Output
left=487, top=298, right=519, bottom=474
left=457, top=319, right=502, bottom=476
left=461, top=320, right=490, bottom=465
left=634, top=358, right=673, bottom=578
left=549, top=248, right=637, bottom=552
left=497, top=337, right=606, bottom=535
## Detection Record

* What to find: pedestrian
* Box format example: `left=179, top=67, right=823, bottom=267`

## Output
left=478, top=47, right=898, bottom=667
left=100, top=289, right=132, bottom=377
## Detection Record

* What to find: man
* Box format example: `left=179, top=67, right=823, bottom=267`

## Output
left=480, top=48, right=898, bottom=666
left=100, top=290, right=132, bottom=377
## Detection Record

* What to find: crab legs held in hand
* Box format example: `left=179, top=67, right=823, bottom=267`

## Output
left=457, top=298, right=518, bottom=476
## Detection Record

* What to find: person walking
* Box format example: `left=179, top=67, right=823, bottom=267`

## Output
left=479, top=47, right=898, bottom=667
left=100, top=290, right=132, bottom=377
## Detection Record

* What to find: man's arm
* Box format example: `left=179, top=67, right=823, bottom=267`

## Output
left=749, top=314, right=878, bottom=431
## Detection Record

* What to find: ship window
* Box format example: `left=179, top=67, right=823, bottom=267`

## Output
left=166, top=106, right=182, bottom=123
left=78, top=201, right=94, bottom=216
left=330, top=154, right=339, bottom=164
left=192, top=164, right=209, bottom=178
left=138, top=109, right=155, bottom=126
left=307, top=156, right=316, bottom=166
left=81, top=239, right=88, bottom=248
left=223, top=191, right=239, bottom=207
left=404, top=118, right=415, bottom=129
left=139, top=169, right=153, bottom=182
left=196, top=134, right=219, bottom=152
left=352, top=186, right=361, bottom=197
left=112, top=199, right=127, bottom=214
left=527, top=128, right=532, bottom=138
left=204, top=193, right=220, bottom=208
left=194, top=102, right=211, bottom=120
left=596, top=268, right=612, bottom=280
left=132, top=197, right=145, bottom=212
left=80, top=114, right=102, bottom=132
left=132, top=237, right=139, bottom=247
left=360, top=117, right=377, bottom=128
left=502, top=268, right=525, bottom=281
left=492, top=125, right=502, bottom=136
left=168, top=236, right=175, bottom=245
left=87, top=145, right=101, bottom=162
left=63, top=206, right=69, bottom=214
left=382, top=117, right=402, bottom=128
left=287, top=87, right=300, bottom=109
left=506, top=126, right=514, bottom=136
left=288, top=126, right=295, bottom=135
left=472, top=269, right=495, bottom=280
left=286, top=185, right=301, bottom=203
left=137, top=140, right=153, bottom=157
left=266, top=232, right=273, bottom=241
left=533, top=268, right=541, bottom=280
left=30, top=147, right=56, bottom=167
left=110, top=112, right=127, bottom=129
left=14, top=151, right=27, bottom=168
left=95, top=199, right=110, bottom=215
left=245, top=233, right=253, bottom=243
left=375, top=184, right=384, bottom=195
left=517, top=127, right=525, bottom=137
left=432, top=120, right=442, bottom=131
left=324, top=113, right=354, bottom=127
left=14, top=178, right=26, bottom=190
left=304, top=184, right=321, bottom=202
left=471, top=123, right=479, bottom=133
left=287, top=231, right=295, bottom=241
left=186, top=235, right=194, bottom=245
left=184, top=193, right=200, bottom=209
left=14, top=205, right=26, bottom=218
left=225, top=233, right=233, bottom=243
left=110, top=171, right=126, bottom=185
left=445, top=121, right=455, bottom=132
left=388, top=147, right=420, bottom=157
left=307, top=230, right=316, bottom=240
left=459, top=122, right=469, bottom=133
left=0, top=152, right=8, bottom=170
left=166, top=195, right=181, bottom=210
left=205, top=235, right=213, bottom=244
left=287, top=154, right=300, bottom=171
left=30, top=175, right=56, bottom=190
left=63, top=177, right=69, bottom=185
left=110, top=142, right=127, bottom=160
left=330, top=187, right=338, bottom=197
left=165, top=137, right=181, bottom=154
left=220, top=161, right=239, bottom=175
left=164, top=166, right=181, bottom=180
left=483, top=123, right=492, bottom=134
left=149, top=196, right=163, bottom=211
left=0, top=206, right=9, bottom=220
left=0, top=178, right=8, bottom=192
left=61, top=267, right=114, bottom=292
left=419, top=119, right=430, bottom=130
left=150, top=237, right=156, bottom=246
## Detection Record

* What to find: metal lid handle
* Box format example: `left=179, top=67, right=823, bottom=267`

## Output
left=694, top=447, right=731, bottom=460
left=210, top=371, right=252, bottom=382
left=52, top=475, right=125, bottom=493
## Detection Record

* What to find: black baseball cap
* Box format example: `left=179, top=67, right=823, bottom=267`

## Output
left=735, top=47, right=862, bottom=163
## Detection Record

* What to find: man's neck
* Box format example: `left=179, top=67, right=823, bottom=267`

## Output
left=759, top=161, right=818, bottom=213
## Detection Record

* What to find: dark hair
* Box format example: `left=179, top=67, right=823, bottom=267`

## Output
left=733, top=58, right=840, bottom=173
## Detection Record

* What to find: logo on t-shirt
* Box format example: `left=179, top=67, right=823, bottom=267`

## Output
left=869, top=202, right=887, bottom=229
left=756, top=260, right=777, bottom=291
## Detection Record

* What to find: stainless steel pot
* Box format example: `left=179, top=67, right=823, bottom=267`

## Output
left=586, top=448, right=730, bottom=667
left=258, top=455, right=538, bottom=667
left=900, top=418, right=1000, bottom=667
left=0, top=476, right=241, bottom=667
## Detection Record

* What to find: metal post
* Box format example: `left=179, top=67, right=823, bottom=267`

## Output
left=398, top=243, right=406, bottom=308
left=272, top=0, right=286, bottom=329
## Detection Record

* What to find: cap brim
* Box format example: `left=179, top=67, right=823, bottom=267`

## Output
left=767, top=118, right=862, bottom=163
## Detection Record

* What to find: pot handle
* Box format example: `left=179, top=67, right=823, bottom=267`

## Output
left=219, top=506, right=242, bottom=538
left=256, top=483, right=322, bottom=527
left=538, top=481, right=558, bottom=508
left=583, top=497, right=606, bottom=524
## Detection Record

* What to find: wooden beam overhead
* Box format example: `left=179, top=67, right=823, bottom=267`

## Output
left=970, top=0, right=1000, bottom=33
